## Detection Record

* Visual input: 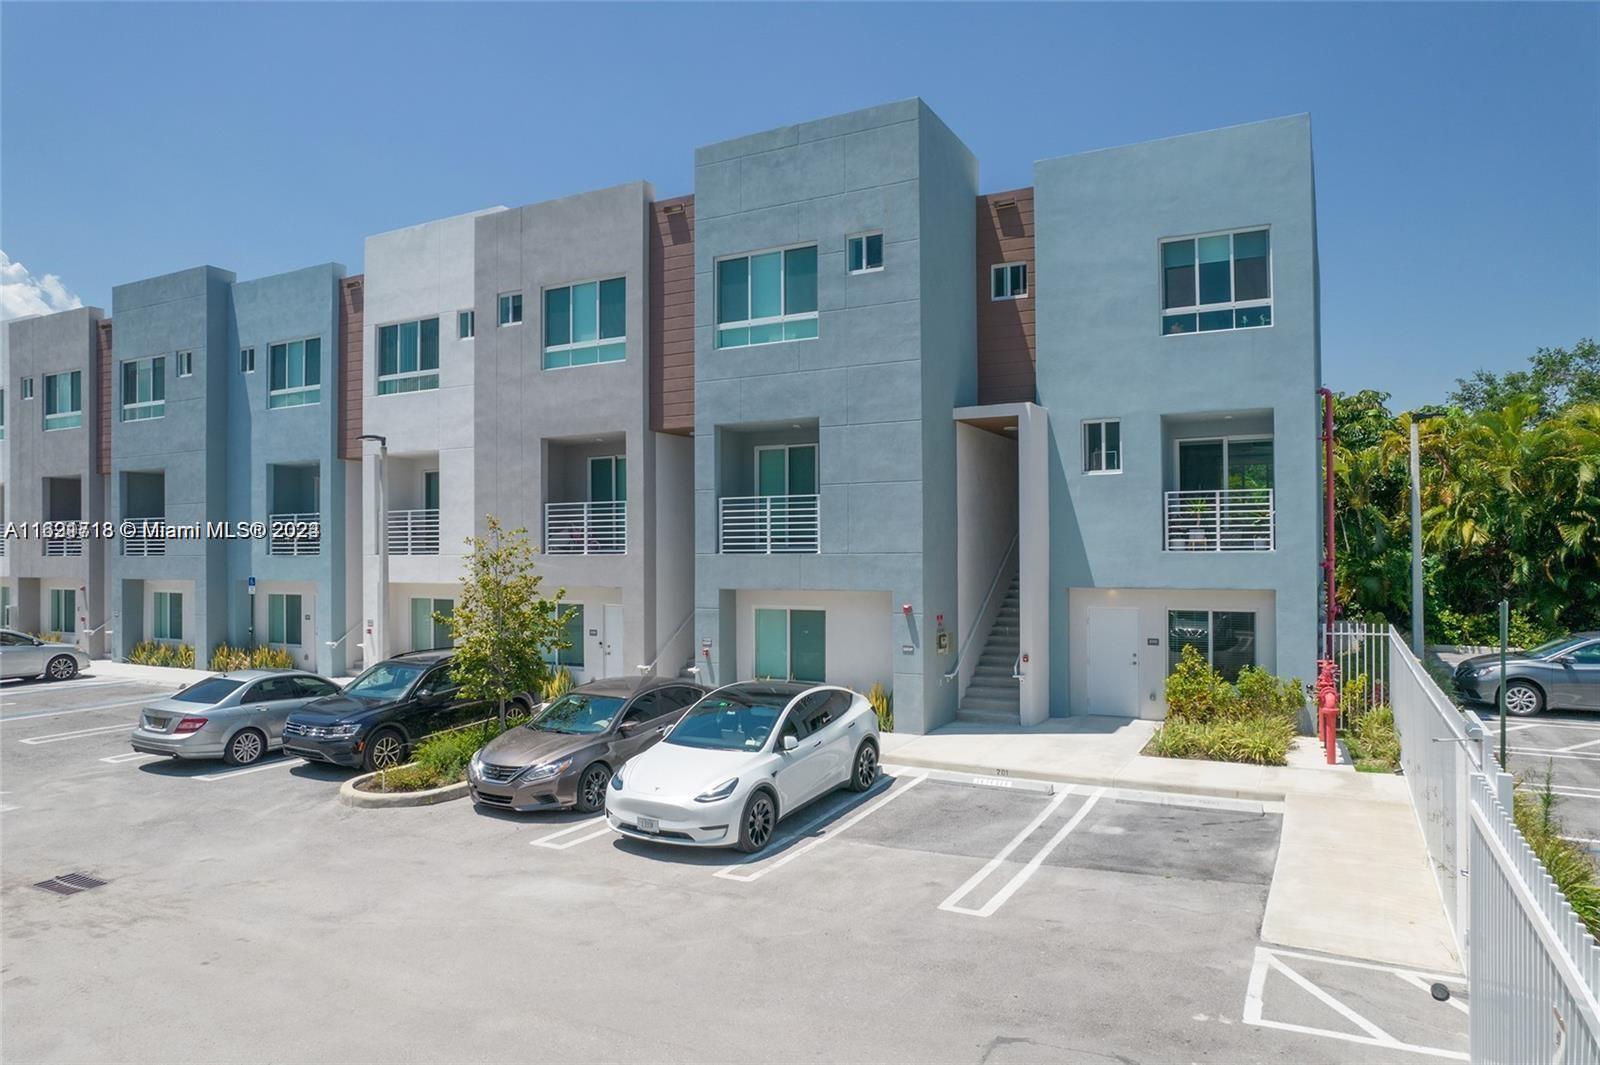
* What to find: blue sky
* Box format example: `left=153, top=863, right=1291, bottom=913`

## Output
left=2, top=2, right=1595, bottom=410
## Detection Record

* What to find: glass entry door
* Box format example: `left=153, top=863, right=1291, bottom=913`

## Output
left=753, top=608, right=826, bottom=683
left=1178, top=438, right=1273, bottom=491
left=756, top=444, right=816, bottom=549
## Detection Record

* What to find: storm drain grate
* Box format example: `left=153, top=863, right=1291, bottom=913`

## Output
left=32, top=872, right=108, bottom=896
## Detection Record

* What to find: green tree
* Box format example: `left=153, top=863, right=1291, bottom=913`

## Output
left=1449, top=338, right=1599, bottom=417
left=443, top=516, right=574, bottom=728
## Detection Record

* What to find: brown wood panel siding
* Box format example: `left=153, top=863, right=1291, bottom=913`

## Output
left=649, top=196, right=695, bottom=434
left=96, top=320, right=113, bottom=474
left=338, top=275, right=364, bottom=460
left=976, top=187, right=1036, bottom=405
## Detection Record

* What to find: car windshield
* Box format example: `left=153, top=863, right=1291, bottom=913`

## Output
left=529, top=694, right=625, bottom=735
left=1527, top=636, right=1590, bottom=658
left=344, top=661, right=426, bottom=700
left=665, top=692, right=785, bottom=751
left=172, top=678, right=244, bottom=704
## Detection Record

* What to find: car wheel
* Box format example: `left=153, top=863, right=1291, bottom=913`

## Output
left=574, top=762, right=611, bottom=813
left=1504, top=681, right=1545, bottom=717
left=45, top=655, right=78, bottom=681
left=735, top=789, right=777, bottom=854
left=848, top=739, right=879, bottom=793
left=224, top=728, right=266, bottom=766
left=362, top=729, right=407, bottom=772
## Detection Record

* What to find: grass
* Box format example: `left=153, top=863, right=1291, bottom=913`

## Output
left=1343, top=705, right=1402, bottom=773
left=356, top=713, right=528, bottom=793
left=1513, top=763, right=1600, bottom=938
left=1144, top=715, right=1296, bottom=766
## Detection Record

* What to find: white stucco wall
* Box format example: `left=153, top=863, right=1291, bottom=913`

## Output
left=732, top=589, right=892, bottom=694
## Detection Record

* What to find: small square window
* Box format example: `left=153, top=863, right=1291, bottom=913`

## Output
left=1083, top=419, right=1121, bottom=474
left=458, top=310, right=475, bottom=339
left=241, top=347, right=255, bottom=373
left=992, top=262, right=1028, bottom=300
left=498, top=293, right=523, bottom=327
left=21, top=377, right=34, bottom=400
left=847, top=232, right=884, bottom=274
left=176, top=350, right=194, bottom=377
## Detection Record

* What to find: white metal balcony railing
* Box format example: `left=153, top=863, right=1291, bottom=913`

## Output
left=1164, top=488, right=1275, bottom=552
left=544, top=501, right=626, bottom=556
left=122, top=522, right=166, bottom=557
left=268, top=512, right=321, bottom=556
left=719, top=494, right=821, bottom=554
left=43, top=537, right=84, bottom=557
left=387, top=508, right=440, bottom=556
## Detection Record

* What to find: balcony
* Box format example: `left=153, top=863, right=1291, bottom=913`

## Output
left=544, top=501, right=626, bottom=556
left=387, top=509, right=440, bottom=555
left=1164, top=489, right=1275, bottom=552
left=123, top=521, right=166, bottom=557
left=268, top=512, right=321, bottom=556
left=719, top=495, right=820, bottom=554
left=43, top=537, right=84, bottom=557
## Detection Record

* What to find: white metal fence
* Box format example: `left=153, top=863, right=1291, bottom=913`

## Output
left=1163, top=488, right=1274, bottom=551
left=544, top=501, right=626, bottom=555
left=719, top=494, right=820, bottom=554
left=1381, top=624, right=1600, bottom=1061
left=386, top=508, right=440, bottom=556
left=267, top=512, right=320, bottom=556
left=1322, top=620, right=1393, bottom=729
left=42, top=537, right=83, bottom=557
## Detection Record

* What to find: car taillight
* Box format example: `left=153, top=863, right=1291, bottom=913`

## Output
left=174, top=718, right=208, bottom=734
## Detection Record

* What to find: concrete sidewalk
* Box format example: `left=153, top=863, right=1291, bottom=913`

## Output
left=77, top=659, right=359, bottom=689
left=881, top=717, right=1461, bottom=974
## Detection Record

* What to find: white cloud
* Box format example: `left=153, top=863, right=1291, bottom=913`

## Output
left=0, top=250, right=83, bottom=321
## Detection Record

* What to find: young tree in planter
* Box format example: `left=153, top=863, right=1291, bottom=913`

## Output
left=443, top=516, right=574, bottom=728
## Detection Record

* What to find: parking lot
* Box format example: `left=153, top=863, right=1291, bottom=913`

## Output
left=2, top=673, right=1468, bottom=1063
left=1481, top=707, right=1600, bottom=846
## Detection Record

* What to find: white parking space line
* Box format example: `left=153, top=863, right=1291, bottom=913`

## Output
left=713, top=773, right=928, bottom=883
left=1494, top=719, right=1600, bottom=734
left=0, top=792, right=19, bottom=813
left=193, top=758, right=302, bottom=782
left=100, top=751, right=163, bottom=764
left=18, top=722, right=136, bottom=745
left=1554, top=737, right=1600, bottom=753
left=0, top=679, right=131, bottom=699
left=530, top=818, right=610, bottom=849
left=939, top=787, right=1106, bottom=918
left=2, top=698, right=150, bottom=722
left=937, top=789, right=1069, bottom=907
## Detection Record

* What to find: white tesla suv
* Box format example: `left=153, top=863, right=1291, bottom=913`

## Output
left=605, top=681, right=880, bottom=852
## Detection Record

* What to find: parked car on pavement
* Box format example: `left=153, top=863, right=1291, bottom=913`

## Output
left=281, top=649, right=517, bottom=772
left=1453, top=632, right=1600, bottom=715
left=0, top=629, right=90, bottom=681
left=130, top=670, right=343, bottom=765
left=467, top=677, right=707, bottom=813
left=606, top=681, right=880, bottom=853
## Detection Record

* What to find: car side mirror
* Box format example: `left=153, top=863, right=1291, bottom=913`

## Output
left=1554, top=654, right=1575, bottom=664
left=618, top=720, right=641, bottom=736
left=781, top=734, right=799, bottom=753
left=32, top=638, right=44, bottom=647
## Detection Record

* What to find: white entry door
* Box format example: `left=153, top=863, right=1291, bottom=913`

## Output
left=1086, top=606, right=1142, bottom=718
left=602, top=604, right=624, bottom=677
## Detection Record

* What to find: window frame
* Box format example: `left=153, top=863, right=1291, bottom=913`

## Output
left=752, top=606, right=827, bottom=684
left=991, top=262, right=1029, bottom=301
left=21, top=377, right=34, bottom=401
left=542, top=276, right=627, bottom=370
left=1166, top=608, right=1257, bottom=681
left=267, top=592, right=304, bottom=647
left=176, top=350, right=194, bottom=378
left=42, top=370, right=83, bottom=431
left=498, top=292, right=523, bottom=327
left=376, top=317, right=441, bottom=395
left=1082, top=418, right=1122, bottom=475
left=457, top=309, right=475, bottom=340
left=241, top=346, right=256, bottom=374
left=0, top=387, right=7, bottom=440
left=49, top=588, right=77, bottom=634
left=547, top=602, right=585, bottom=669
left=846, top=231, right=884, bottom=275
left=120, top=356, right=167, bottom=422
left=1172, top=434, right=1275, bottom=491
left=1158, top=226, right=1273, bottom=337
left=714, top=242, right=820, bottom=350
left=152, top=590, right=183, bottom=641
left=267, top=336, right=322, bottom=408
left=408, top=596, right=454, bottom=651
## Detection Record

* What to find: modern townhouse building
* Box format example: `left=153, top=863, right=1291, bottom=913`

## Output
left=1, top=306, right=110, bottom=651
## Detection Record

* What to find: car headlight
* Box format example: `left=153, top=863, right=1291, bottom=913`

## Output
left=695, top=778, right=739, bottom=803
left=521, top=757, right=573, bottom=782
left=328, top=723, right=361, bottom=738
left=1473, top=665, right=1499, bottom=678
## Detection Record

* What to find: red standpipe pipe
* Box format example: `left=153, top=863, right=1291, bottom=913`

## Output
left=1317, top=386, right=1337, bottom=658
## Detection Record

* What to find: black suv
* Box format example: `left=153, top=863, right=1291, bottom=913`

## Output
left=282, top=650, right=511, bottom=772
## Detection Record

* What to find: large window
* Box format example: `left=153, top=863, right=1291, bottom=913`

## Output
left=1161, top=228, right=1271, bottom=335
left=43, top=371, right=83, bottom=431
left=1083, top=419, right=1121, bottom=474
left=121, top=357, right=166, bottom=422
left=546, top=604, right=585, bottom=668
left=268, top=338, right=321, bottom=408
left=716, top=245, right=818, bottom=349
left=1167, top=610, right=1256, bottom=681
left=409, top=597, right=454, bottom=651
left=153, top=591, right=183, bottom=640
left=589, top=456, right=626, bottom=502
left=268, top=593, right=302, bottom=646
left=377, top=318, right=440, bottom=395
left=49, top=588, right=76, bottom=634
left=754, top=608, right=825, bottom=683
left=544, top=278, right=626, bottom=368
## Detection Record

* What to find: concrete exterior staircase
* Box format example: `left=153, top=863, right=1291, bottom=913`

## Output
left=956, top=576, right=1021, bottom=725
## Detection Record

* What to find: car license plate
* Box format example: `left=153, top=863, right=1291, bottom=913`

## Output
left=636, top=816, right=659, bottom=834
left=147, top=717, right=169, bottom=730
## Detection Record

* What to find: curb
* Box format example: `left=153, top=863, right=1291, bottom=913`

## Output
left=879, top=752, right=1288, bottom=803
left=339, top=769, right=470, bottom=808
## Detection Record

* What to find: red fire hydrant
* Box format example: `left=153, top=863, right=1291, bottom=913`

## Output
left=1315, top=659, right=1339, bottom=764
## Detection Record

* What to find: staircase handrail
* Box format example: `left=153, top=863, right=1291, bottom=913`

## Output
left=942, top=534, right=1019, bottom=684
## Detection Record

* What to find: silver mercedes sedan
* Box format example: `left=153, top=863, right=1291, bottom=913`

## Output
left=130, top=670, right=344, bottom=765
left=0, top=628, right=91, bottom=681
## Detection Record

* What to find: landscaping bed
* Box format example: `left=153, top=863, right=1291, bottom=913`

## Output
left=353, top=713, right=527, bottom=794
left=1143, top=647, right=1303, bottom=766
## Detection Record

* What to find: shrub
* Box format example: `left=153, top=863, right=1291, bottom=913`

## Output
left=1435, top=605, right=1555, bottom=649
left=209, top=643, right=296, bottom=672
left=1347, top=704, right=1401, bottom=772
left=540, top=667, right=573, bottom=702
left=1144, top=715, right=1294, bottom=766
left=363, top=714, right=529, bottom=793
left=128, top=641, right=196, bottom=668
left=1164, top=645, right=1240, bottom=723
left=866, top=682, right=893, bottom=733
left=1237, top=665, right=1305, bottom=722
left=1513, top=764, right=1600, bottom=937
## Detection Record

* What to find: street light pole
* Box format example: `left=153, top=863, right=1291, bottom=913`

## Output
left=360, top=434, right=388, bottom=666
left=1408, top=412, right=1443, bottom=657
